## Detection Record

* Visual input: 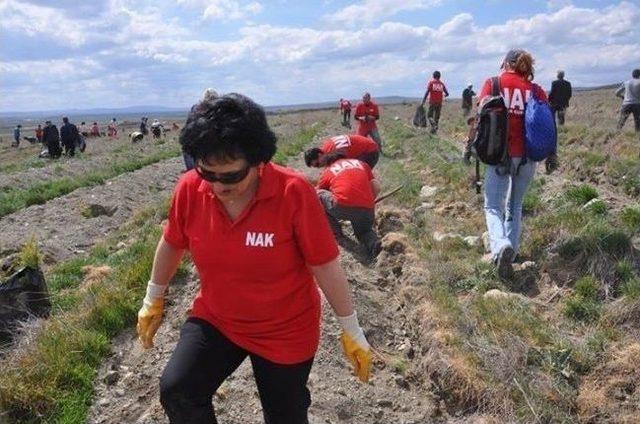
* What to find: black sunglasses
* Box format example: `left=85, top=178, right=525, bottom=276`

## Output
left=195, top=164, right=252, bottom=184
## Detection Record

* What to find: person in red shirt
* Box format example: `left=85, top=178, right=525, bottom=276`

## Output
left=90, top=122, right=100, bottom=137
left=477, top=49, right=558, bottom=279
left=354, top=92, right=383, bottom=150
left=421, top=70, right=449, bottom=134
left=304, top=134, right=380, bottom=169
left=339, top=98, right=352, bottom=128
left=35, top=124, right=44, bottom=144
left=316, top=152, right=381, bottom=259
left=136, top=93, right=372, bottom=424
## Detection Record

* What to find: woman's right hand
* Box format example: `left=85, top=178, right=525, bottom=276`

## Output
left=340, top=330, right=372, bottom=383
left=137, top=298, right=165, bottom=348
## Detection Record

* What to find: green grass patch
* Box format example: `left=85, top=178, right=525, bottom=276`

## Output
left=272, top=125, right=322, bottom=165
left=565, top=184, right=598, bottom=205
left=621, top=278, right=640, bottom=300
left=523, top=177, right=545, bottom=215
left=564, top=276, right=601, bottom=322
left=619, top=206, right=640, bottom=231
left=0, top=146, right=180, bottom=217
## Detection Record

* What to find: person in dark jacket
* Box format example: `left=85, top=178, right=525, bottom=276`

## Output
left=43, top=120, right=61, bottom=159
left=461, top=84, right=475, bottom=117
left=549, top=70, right=572, bottom=125
left=60, top=117, right=79, bottom=157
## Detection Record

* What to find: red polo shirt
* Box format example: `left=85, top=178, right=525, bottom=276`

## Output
left=320, top=134, right=379, bottom=158
left=478, top=71, right=548, bottom=157
left=426, top=79, right=447, bottom=104
left=163, top=163, right=339, bottom=364
left=354, top=101, right=380, bottom=136
left=340, top=100, right=351, bottom=111
left=317, top=159, right=375, bottom=209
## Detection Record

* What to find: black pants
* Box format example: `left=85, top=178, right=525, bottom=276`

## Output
left=342, top=110, right=351, bottom=126
left=552, top=106, right=567, bottom=125
left=427, top=103, right=442, bottom=133
left=317, top=190, right=379, bottom=257
left=356, top=151, right=379, bottom=169
left=48, top=141, right=62, bottom=159
left=160, top=318, right=313, bottom=424
left=618, top=104, right=640, bottom=132
left=63, top=140, right=75, bottom=156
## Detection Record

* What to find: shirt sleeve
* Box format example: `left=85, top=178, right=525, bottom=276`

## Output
left=316, top=169, right=331, bottom=190
left=163, top=176, right=191, bottom=250
left=373, top=104, right=380, bottom=119
left=289, top=178, right=339, bottom=266
left=354, top=103, right=364, bottom=119
left=477, top=78, right=492, bottom=106
left=533, top=84, right=548, bottom=102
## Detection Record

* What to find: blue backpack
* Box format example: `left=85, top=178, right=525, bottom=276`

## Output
left=525, top=85, right=557, bottom=161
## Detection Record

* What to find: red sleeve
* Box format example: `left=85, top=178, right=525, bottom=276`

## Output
left=320, top=139, right=334, bottom=153
left=477, top=78, right=492, bottom=106
left=316, top=169, right=331, bottom=190
left=288, top=178, right=339, bottom=266
left=426, top=80, right=433, bottom=94
left=163, top=176, right=191, bottom=250
left=354, top=103, right=364, bottom=119
left=373, top=104, right=380, bottom=118
left=533, top=84, right=548, bottom=102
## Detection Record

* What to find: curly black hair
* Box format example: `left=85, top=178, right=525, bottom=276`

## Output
left=304, top=147, right=323, bottom=167
left=633, top=69, right=640, bottom=79
left=180, top=93, right=277, bottom=165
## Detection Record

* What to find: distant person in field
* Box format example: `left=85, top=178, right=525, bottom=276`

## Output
left=90, top=122, right=100, bottom=137
left=549, top=70, right=572, bottom=125
left=477, top=49, right=557, bottom=280
left=140, top=117, right=149, bottom=135
left=616, top=68, right=640, bottom=133
left=136, top=93, right=371, bottom=423
left=461, top=84, right=475, bottom=117
left=12, top=124, right=21, bottom=147
left=79, top=122, right=88, bottom=137
left=107, top=118, right=118, bottom=137
left=339, top=98, right=352, bottom=128
left=422, top=71, right=449, bottom=134
left=316, top=152, right=381, bottom=259
left=60, top=117, right=80, bottom=157
left=354, top=92, right=383, bottom=150
left=305, top=134, right=380, bottom=170
left=35, top=124, right=44, bottom=144
left=43, top=120, right=61, bottom=159
left=151, top=119, right=163, bottom=139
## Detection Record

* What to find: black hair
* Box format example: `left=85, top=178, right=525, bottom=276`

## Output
left=62, top=117, right=69, bottom=123
left=633, top=69, right=640, bottom=79
left=433, top=70, right=441, bottom=79
left=304, top=147, right=322, bottom=167
left=180, top=93, right=277, bottom=165
left=322, top=151, right=346, bottom=165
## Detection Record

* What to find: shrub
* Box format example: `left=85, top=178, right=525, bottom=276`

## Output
left=574, top=276, right=599, bottom=301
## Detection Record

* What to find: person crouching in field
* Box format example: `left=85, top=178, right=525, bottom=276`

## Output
left=305, top=133, right=380, bottom=170
left=316, top=152, right=382, bottom=259
left=616, top=68, right=640, bottom=133
left=136, top=92, right=372, bottom=424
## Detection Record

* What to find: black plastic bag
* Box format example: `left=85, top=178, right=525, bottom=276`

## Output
left=0, top=266, right=51, bottom=341
left=413, top=105, right=427, bottom=127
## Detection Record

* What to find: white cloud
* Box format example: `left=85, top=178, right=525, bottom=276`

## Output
left=325, top=0, right=442, bottom=26
left=176, top=0, right=263, bottom=20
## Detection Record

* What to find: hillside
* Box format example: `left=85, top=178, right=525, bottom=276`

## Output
left=0, top=88, right=639, bottom=423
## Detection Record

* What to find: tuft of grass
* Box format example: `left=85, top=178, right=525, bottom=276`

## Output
left=619, top=206, right=640, bottom=231
left=523, top=177, right=545, bottom=215
left=621, top=278, right=640, bottom=300
left=566, top=184, right=598, bottom=205
left=564, top=277, right=601, bottom=322
left=17, top=236, right=42, bottom=269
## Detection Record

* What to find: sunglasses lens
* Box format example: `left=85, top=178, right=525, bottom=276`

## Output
left=197, top=166, right=250, bottom=184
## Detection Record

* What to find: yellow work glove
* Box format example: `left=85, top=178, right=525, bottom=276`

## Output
left=337, top=312, right=372, bottom=383
left=136, top=281, right=167, bottom=349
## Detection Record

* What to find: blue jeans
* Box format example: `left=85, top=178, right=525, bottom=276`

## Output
left=484, top=157, right=536, bottom=259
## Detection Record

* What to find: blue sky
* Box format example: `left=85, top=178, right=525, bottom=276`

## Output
left=1, top=0, right=638, bottom=112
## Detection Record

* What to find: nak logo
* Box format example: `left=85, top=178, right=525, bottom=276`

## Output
left=329, top=159, right=363, bottom=175
left=245, top=232, right=274, bottom=248
left=331, top=135, right=351, bottom=149
left=502, top=88, right=531, bottom=114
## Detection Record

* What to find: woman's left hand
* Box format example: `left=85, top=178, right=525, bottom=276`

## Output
left=340, top=330, right=372, bottom=382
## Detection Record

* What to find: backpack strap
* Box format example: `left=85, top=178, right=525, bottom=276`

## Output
left=491, top=76, right=500, bottom=96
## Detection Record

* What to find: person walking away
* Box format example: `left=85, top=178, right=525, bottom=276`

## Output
left=12, top=124, right=21, bottom=147
left=339, top=98, right=352, bottom=128
left=35, top=124, right=44, bottom=145
left=305, top=134, right=380, bottom=170
left=354, top=92, right=383, bottom=150
left=549, top=70, right=572, bottom=125
left=462, top=84, right=475, bottom=117
left=421, top=71, right=449, bottom=134
left=135, top=93, right=372, bottom=424
left=107, top=118, right=118, bottom=137
left=79, top=122, right=88, bottom=136
left=60, top=117, right=80, bottom=157
left=42, top=120, right=61, bottom=159
left=316, top=153, right=381, bottom=258
left=477, top=49, right=558, bottom=279
left=140, top=117, right=149, bottom=135
left=616, top=69, right=640, bottom=133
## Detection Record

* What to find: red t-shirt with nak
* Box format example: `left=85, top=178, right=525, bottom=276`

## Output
left=320, top=134, right=379, bottom=158
left=354, top=101, right=379, bottom=136
left=317, top=158, right=375, bottom=209
left=163, top=163, right=339, bottom=364
left=478, top=71, right=548, bottom=157
left=426, top=79, right=447, bottom=104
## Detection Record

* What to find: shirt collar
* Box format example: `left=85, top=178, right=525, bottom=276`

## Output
left=196, top=162, right=279, bottom=201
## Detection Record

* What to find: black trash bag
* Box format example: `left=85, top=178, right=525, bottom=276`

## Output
left=413, top=105, right=427, bottom=127
left=0, top=266, right=51, bottom=341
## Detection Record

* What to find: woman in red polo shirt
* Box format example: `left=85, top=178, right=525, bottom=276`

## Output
left=478, top=49, right=558, bottom=279
left=316, top=152, right=381, bottom=259
left=136, top=93, right=371, bottom=424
